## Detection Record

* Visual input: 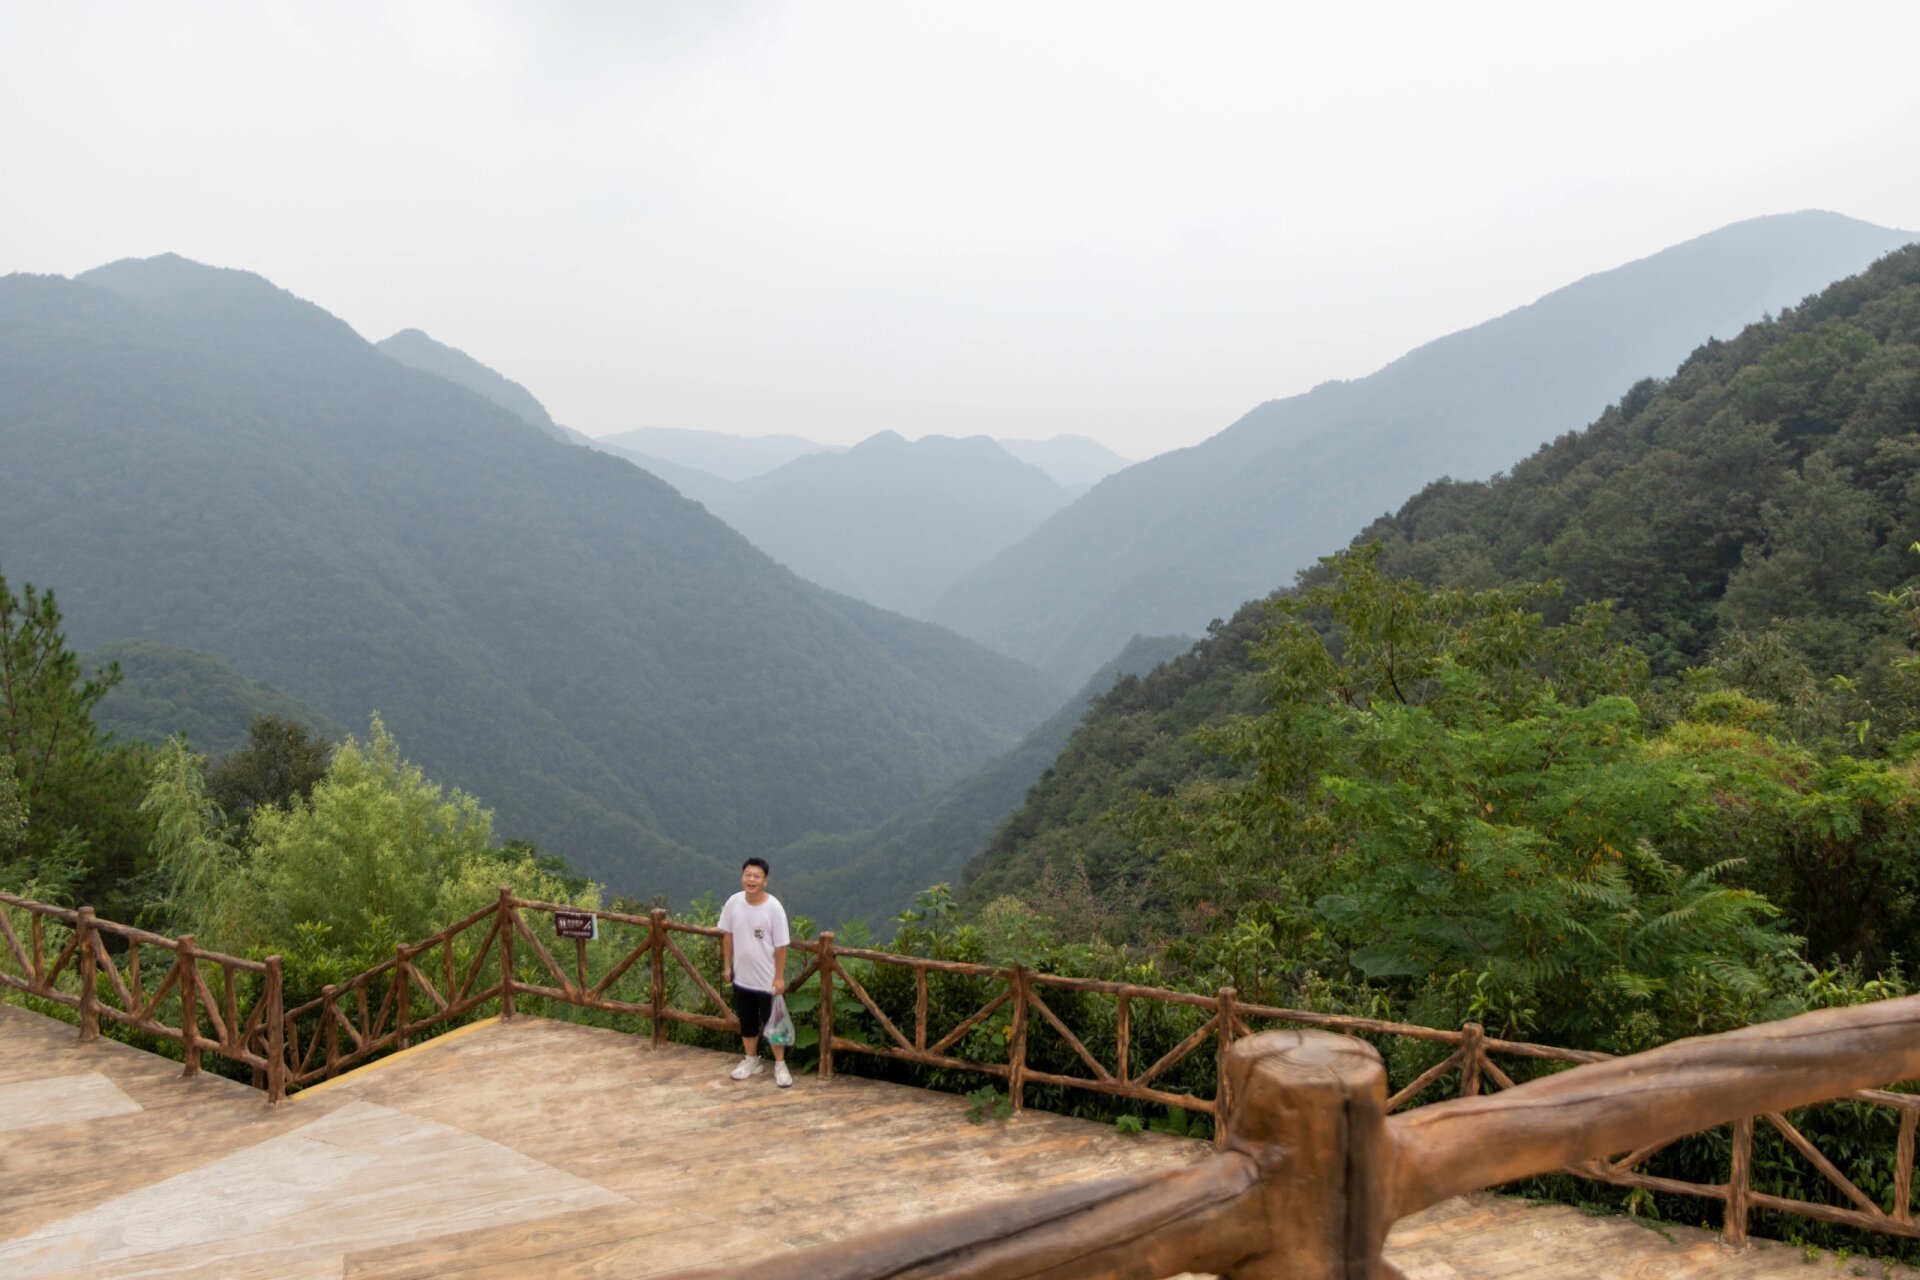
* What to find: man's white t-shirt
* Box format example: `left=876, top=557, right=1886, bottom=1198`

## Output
left=719, top=891, right=790, bottom=992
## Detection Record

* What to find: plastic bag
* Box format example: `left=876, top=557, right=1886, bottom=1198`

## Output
left=765, top=994, right=795, bottom=1046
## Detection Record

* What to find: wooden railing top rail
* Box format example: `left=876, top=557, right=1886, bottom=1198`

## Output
left=0, top=890, right=267, bottom=975
left=0, top=890, right=80, bottom=923
left=1391, top=997, right=1920, bottom=1218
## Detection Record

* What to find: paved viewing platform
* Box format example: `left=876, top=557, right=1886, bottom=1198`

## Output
left=1, top=1002, right=1910, bottom=1278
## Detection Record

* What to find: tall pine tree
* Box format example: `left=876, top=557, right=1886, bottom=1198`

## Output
left=0, top=571, right=150, bottom=909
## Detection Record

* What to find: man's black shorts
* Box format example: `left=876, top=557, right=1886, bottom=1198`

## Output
left=732, top=983, right=774, bottom=1040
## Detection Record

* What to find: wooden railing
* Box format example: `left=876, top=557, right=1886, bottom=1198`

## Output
left=0, top=890, right=285, bottom=1101
left=8, top=888, right=1920, bottom=1256
left=673, top=999, right=1920, bottom=1279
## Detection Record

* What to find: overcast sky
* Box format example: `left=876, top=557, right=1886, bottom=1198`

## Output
left=5, top=1, right=1917, bottom=459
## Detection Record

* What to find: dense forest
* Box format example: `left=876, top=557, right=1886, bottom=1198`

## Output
left=88, top=640, right=342, bottom=757
left=0, top=255, right=1063, bottom=903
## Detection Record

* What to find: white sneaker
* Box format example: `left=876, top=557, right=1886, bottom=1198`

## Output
left=729, top=1056, right=764, bottom=1080
left=773, top=1061, right=793, bottom=1089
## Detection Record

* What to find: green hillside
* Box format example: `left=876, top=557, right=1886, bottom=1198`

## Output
left=964, top=242, right=1920, bottom=928
left=777, top=633, right=1191, bottom=927
left=0, top=255, right=1062, bottom=904
left=88, top=641, right=341, bottom=757
left=931, top=212, right=1917, bottom=685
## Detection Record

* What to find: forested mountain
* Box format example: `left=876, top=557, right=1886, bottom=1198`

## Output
left=931, top=212, right=1918, bottom=685
left=88, top=641, right=341, bottom=757
left=375, top=328, right=568, bottom=442
left=778, top=632, right=1191, bottom=927
left=0, top=254, right=1062, bottom=902
left=376, top=331, right=1086, bottom=617
left=694, top=432, right=1075, bottom=617
left=962, top=241, right=1920, bottom=913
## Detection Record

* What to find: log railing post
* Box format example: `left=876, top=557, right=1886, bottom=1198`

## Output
left=1008, top=965, right=1029, bottom=1114
left=1897, top=1105, right=1918, bottom=1225
left=1236, top=1032, right=1393, bottom=1278
left=76, top=906, right=99, bottom=1042
left=264, top=955, right=287, bottom=1104
left=1458, top=1021, right=1484, bottom=1097
left=30, top=911, right=45, bottom=990
left=394, top=945, right=411, bottom=1050
left=322, top=983, right=340, bottom=1077
left=1215, top=986, right=1237, bottom=1149
left=1725, top=1115, right=1753, bottom=1246
left=650, top=907, right=667, bottom=1047
left=818, top=931, right=836, bottom=1081
left=498, top=887, right=516, bottom=1020
left=179, top=935, right=201, bottom=1077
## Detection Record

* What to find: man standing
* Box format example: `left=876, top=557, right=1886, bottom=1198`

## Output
left=719, top=857, right=792, bottom=1087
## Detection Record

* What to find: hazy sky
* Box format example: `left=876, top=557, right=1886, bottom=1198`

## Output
left=5, top=2, right=1917, bottom=459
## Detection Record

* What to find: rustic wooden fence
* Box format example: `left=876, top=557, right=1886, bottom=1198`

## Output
left=0, top=890, right=285, bottom=1100
left=7, top=888, right=1920, bottom=1252
left=673, top=999, right=1920, bottom=1279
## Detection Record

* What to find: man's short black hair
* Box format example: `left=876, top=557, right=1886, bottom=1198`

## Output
left=743, top=856, right=770, bottom=876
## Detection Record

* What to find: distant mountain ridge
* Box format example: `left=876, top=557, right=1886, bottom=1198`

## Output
left=593, top=425, right=839, bottom=482
left=376, top=328, right=568, bottom=442
left=372, top=335, right=1095, bottom=619
left=697, top=431, right=1075, bottom=617
left=999, top=435, right=1133, bottom=488
left=0, top=255, right=1063, bottom=902
left=929, top=212, right=1920, bottom=684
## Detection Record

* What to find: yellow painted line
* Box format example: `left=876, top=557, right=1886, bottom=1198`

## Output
left=289, top=1016, right=502, bottom=1103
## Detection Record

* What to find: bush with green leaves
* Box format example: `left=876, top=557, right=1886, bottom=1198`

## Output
left=143, top=717, right=595, bottom=1003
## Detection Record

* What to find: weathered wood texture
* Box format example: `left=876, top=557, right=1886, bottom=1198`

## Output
left=6, top=1003, right=1910, bottom=1279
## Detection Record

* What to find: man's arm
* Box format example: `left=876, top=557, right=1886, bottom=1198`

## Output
left=772, top=945, right=788, bottom=995
left=721, top=932, right=733, bottom=986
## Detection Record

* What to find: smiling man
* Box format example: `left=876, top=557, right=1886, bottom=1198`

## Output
left=718, top=857, right=793, bottom=1088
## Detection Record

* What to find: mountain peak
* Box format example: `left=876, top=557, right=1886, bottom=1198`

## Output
left=77, top=253, right=369, bottom=362
left=376, top=328, right=564, bottom=440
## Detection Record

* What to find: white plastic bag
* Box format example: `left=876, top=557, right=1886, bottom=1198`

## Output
left=765, top=994, right=795, bottom=1046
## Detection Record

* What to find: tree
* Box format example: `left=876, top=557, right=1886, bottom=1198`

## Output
left=1140, top=547, right=1801, bottom=1051
left=143, top=716, right=597, bottom=999
left=0, top=755, right=24, bottom=858
left=0, top=570, right=150, bottom=908
left=205, top=714, right=331, bottom=830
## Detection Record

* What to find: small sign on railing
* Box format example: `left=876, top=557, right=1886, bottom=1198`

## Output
left=554, top=910, right=598, bottom=941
